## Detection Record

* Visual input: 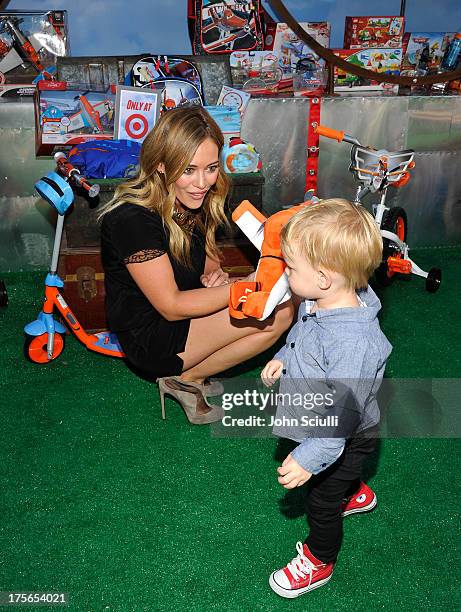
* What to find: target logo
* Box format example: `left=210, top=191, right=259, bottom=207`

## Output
left=124, top=113, right=149, bottom=140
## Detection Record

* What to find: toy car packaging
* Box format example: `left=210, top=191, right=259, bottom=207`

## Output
left=272, top=22, right=330, bottom=90
left=344, top=16, right=404, bottom=49
left=230, top=50, right=282, bottom=93
left=188, top=0, right=265, bottom=55
left=332, top=48, right=403, bottom=94
left=0, top=10, right=69, bottom=100
left=35, top=82, right=115, bottom=156
left=401, top=32, right=456, bottom=73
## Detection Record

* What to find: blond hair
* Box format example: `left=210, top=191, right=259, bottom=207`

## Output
left=98, top=106, right=230, bottom=266
left=281, top=198, right=383, bottom=290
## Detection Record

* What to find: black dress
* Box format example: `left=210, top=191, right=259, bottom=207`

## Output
left=100, top=203, right=206, bottom=377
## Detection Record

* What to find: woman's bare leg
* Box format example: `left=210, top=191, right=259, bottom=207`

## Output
left=178, top=300, right=294, bottom=382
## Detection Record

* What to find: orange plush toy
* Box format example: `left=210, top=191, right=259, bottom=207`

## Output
left=229, top=198, right=316, bottom=320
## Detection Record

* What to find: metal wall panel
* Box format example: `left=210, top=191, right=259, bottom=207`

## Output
left=242, top=97, right=308, bottom=211
left=242, top=95, right=461, bottom=249
left=0, top=104, right=53, bottom=197
left=392, top=151, right=461, bottom=246
left=0, top=96, right=460, bottom=270
left=407, top=96, right=461, bottom=152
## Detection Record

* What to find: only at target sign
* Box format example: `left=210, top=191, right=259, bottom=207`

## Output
left=124, top=113, right=149, bottom=139
left=114, top=86, right=161, bottom=143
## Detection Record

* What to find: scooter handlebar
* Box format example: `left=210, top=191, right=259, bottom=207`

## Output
left=314, top=124, right=345, bottom=142
left=54, top=152, right=100, bottom=198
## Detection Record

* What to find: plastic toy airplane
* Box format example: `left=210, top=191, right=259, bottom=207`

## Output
left=68, top=95, right=113, bottom=133
left=0, top=16, right=54, bottom=80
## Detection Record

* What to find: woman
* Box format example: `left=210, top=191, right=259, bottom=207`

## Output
left=100, top=107, right=293, bottom=424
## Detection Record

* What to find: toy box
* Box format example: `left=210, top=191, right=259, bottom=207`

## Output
left=401, top=32, right=456, bottom=73
left=35, top=81, right=115, bottom=156
left=344, top=16, right=404, bottom=49
left=0, top=82, right=35, bottom=99
left=230, top=50, right=282, bottom=93
left=272, top=22, right=330, bottom=90
left=0, top=10, right=69, bottom=98
left=217, top=85, right=251, bottom=116
left=333, top=48, right=403, bottom=94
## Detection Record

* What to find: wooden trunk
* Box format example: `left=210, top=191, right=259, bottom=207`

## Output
left=58, top=239, right=259, bottom=333
left=57, top=247, right=107, bottom=332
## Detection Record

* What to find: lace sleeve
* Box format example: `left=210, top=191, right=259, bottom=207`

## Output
left=124, top=248, right=166, bottom=264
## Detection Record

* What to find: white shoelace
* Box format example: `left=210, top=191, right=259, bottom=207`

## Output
left=287, top=542, right=317, bottom=584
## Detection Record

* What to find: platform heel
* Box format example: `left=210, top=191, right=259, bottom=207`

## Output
left=157, top=377, right=224, bottom=425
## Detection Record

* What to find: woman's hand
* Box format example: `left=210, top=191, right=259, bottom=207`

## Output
left=201, top=267, right=229, bottom=288
left=261, top=359, right=283, bottom=387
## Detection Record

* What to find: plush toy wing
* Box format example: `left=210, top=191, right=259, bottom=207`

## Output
left=230, top=197, right=319, bottom=321
left=229, top=200, right=292, bottom=321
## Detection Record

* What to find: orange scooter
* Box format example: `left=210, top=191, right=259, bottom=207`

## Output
left=24, top=153, right=125, bottom=363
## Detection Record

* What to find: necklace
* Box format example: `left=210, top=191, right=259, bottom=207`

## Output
left=172, top=207, right=197, bottom=232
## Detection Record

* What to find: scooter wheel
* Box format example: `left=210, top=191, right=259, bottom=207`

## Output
left=375, top=207, right=408, bottom=287
left=24, top=332, right=65, bottom=364
left=0, top=279, right=7, bottom=307
left=426, top=267, right=441, bottom=293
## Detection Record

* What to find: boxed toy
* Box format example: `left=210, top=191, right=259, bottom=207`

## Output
left=230, top=50, right=282, bottom=93
left=344, top=16, right=404, bottom=49
left=0, top=83, right=36, bottom=100
left=272, top=22, right=330, bottom=90
left=217, top=85, right=251, bottom=116
left=0, top=10, right=69, bottom=99
left=35, top=81, right=115, bottom=156
left=333, top=48, right=403, bottom=94
left=401, top=32, right=456, bottom=73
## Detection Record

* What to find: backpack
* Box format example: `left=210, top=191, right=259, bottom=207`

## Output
left=188, top=1, right=265, bottom=55
left=130, top=56, right=204, bottom=110
left=130, top=56, right=203, bottom=97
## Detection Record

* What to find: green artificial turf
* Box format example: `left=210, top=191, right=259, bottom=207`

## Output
left=0, top=247, right=460, bottom=611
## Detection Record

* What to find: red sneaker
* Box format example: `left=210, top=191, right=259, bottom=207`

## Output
left=341, top=482, right=377, bottom=517
left=269, top=542, right=334, bottom=598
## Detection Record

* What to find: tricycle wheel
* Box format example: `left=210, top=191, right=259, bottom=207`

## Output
left=24, top=332, right=65, bottom=364
left=375, top=207, right=408, bottom=287
left=426, top=267, right=441, bottom=293
left=0, top=279, right=7, bottom=307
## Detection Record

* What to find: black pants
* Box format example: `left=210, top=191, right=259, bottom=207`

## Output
left=304, top=427, right=378, bottom=564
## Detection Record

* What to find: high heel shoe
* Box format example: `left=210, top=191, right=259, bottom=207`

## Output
left=203, top=378, right=224, bottom=396
left=158, top=377, right=224, bottom=425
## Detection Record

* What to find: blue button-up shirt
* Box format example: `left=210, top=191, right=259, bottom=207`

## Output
left=272, top=285, right=392, bottom=474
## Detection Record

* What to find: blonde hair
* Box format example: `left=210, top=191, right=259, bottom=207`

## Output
left=98, top=106, right=230, bottom=266
left=281, top=198, right=383, bottom=290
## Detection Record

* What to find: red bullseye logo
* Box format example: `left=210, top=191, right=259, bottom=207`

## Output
left=124, top=113, right=149, bottom=139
